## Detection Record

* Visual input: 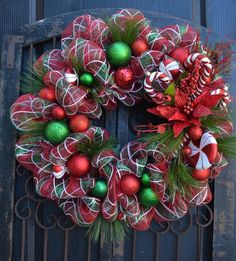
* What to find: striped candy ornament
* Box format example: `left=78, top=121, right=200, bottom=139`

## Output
left=210, top=85, right=231, bottom=108
left=144, top=71, right=171, bottom=98
left=53, top=168, right=66, bottom=179
left=187, top=132, right=218, bottom=170
left=185, top=53, right=213, bottom=98
left=64, top=68, right=78, bottom=85
left=159, top=58, right=183, bottom=80
left=52, top=165, right=66, bottom=179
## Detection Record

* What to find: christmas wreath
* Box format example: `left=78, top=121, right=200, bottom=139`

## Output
left=11, top=9, right=236, bottom=242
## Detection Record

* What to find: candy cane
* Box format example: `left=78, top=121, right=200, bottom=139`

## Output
left=210, top=84, right=231, bottom=109
left=144, top=71, right=171, bottom=98
left=185, top=53, right=212, bottom=98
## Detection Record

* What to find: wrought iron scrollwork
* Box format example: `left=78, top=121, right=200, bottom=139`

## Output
left=195, top=205, right=213, bottom=228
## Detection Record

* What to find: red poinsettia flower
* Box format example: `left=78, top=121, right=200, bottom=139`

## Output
left=148, top=87, right=225, bottom=137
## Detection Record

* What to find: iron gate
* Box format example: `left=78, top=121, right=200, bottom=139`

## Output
left=0, top=9, right=235, bottom=261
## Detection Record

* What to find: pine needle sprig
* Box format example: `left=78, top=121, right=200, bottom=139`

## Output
left=70, top=56, right=83, bottom=74
left=140, top=128, right=185, bottom=154
left=76, top=136, right=117, bottom=158
left=87, top=215, right=128, bottom=243
left=217, top=136, right=236, bottom=158
left=20, top=59, right=45, bottom=94
left=201, top=113, right=232, bottom=134
left=17, top=134, right=44, bottom=144
left=89, top=85, right=106, bottom=105
left=108, top=19, right=141, bottom=46
left=167, top=155, right=198, bottom=196
left=18, top=121, right=47, bottom=136
left=141, top=129, right=197, bottom=196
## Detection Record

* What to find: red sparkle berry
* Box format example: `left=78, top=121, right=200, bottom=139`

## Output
left=164, top=95, right=172, bottom=103
left=182, top=147, right=192, bottom=156
left=156, top=92, right=164, bottom=101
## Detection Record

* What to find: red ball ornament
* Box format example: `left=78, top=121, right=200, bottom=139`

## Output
left=69, top=114, right=90, bottom=133
left=39, top=87, right=56, bottom=101
left=192, top=169, right=210, bottom=181
left=182, top=146, right=192, bottom=156
left=188, top=126, right=203, bottom=140
left=131, top=39, right=149, bottom=57
left=52, top=106, right=66, bottom=120
left=169, top=47, right=189, bottom=65
left=114, top=67, right=135, bottom=89
left=120, top=174, right=140, bottom=196
left=66, top=154, right=91, bottom=177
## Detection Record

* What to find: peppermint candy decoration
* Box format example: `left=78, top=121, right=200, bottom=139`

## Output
left=64, top=68, right=78, bottom=85
left=187, top=132, right=218, bottom=170
left=159, top=58, right=183, bottom=80
left=144, top=71, right=171, bottom=98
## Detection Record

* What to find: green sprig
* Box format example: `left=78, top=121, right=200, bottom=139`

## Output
left=108, top=19, right=140, bottom=46
left=167, top=157, right=198, bottom=197
left=76, top=136, right=117, bottom=158
left=87, top=215, right=128, bottom=243
left=18, top=121, right=47, bottom=136
left=201, top=113, right=232, bottom=134
left=140, top=128, right=185, bottom=154
left=140, top=129, right=197, bottom=196
left=70, top=56, right=83, bottom=74
left=217, top=136, right=236, bottom=158
left=20, top=59, right=45, bottom=94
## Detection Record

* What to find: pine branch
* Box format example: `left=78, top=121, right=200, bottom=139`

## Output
left=76, top=136, right=117, bottom=157
left=20, top=59, right=45, bottom=94
left=89, top=85, right=106, bottom=104
left=201, top=113, right=231, bottom=134
left=217, top=136, right=236, bottom=158
left=167, top=156, right=198, bottom=196
left=87, top=215, right=128, bottom=243
left=70, top=56, right=83, bottom=73
left=108, top=19, right=141, bottom=46
left=18, top=121, right=47, bottom=136
left=17, top=134, right=44, bottom=144
left=140, top=128, right=185, bottom=154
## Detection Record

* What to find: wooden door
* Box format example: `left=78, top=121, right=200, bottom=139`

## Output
left=0, top=3, right=236, bottom=261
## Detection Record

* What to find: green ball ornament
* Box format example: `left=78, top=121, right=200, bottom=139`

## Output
left=106, top=42, right=131, bottom=68
left=91, top=179, right=108, bottom=199
left=80, top=72, right=94, bottom=86
left=45, top=120, right=70, bottom=145
left=139, top=187, right=158, bottom=208
left=140, top=172, right=150, bottom=187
